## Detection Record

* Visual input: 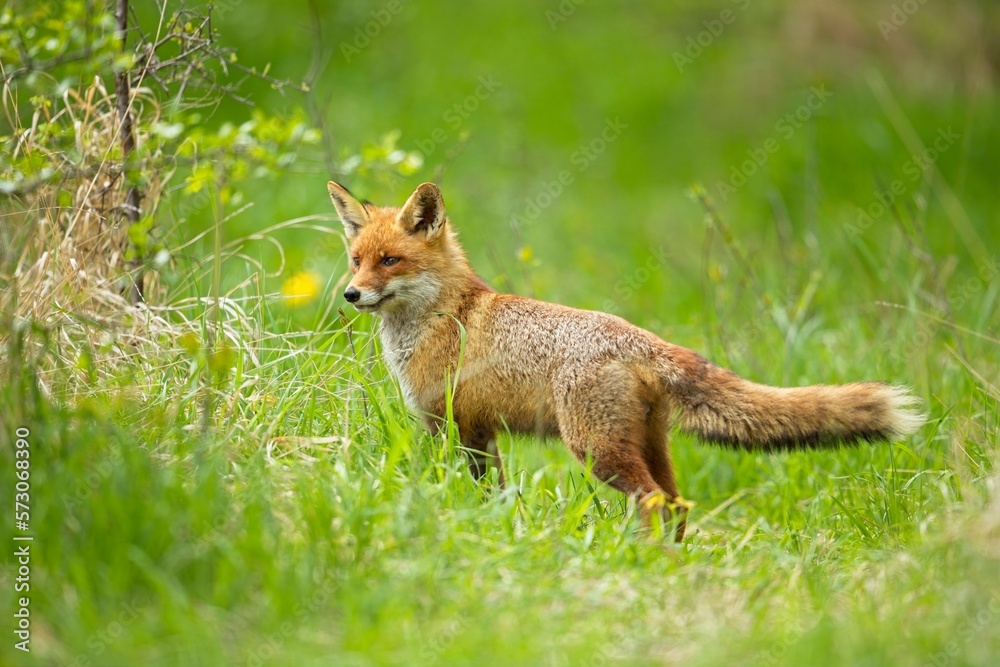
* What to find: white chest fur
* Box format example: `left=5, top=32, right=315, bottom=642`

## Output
left=379, top=318, right=420, bottom=409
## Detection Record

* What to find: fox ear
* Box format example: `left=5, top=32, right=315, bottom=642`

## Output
left=327, top=181, right=369, bottom=240
left=398, top=182, right=446, bottom=241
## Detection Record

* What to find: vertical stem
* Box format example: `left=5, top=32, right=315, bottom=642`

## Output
left=114, top=0, right=144, bottom=304
left=201, top=169, right=225, bottom=440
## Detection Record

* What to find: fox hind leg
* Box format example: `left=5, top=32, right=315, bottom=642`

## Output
left=555, top=368, right=680, bottom=538
left=642, top=401, right=687, bottom=541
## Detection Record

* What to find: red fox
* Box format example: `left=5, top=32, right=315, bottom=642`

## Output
left=327, top=180, right=924, bottom=540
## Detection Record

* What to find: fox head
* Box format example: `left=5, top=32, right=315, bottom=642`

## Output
left=327, top=181, right=467, bottom=316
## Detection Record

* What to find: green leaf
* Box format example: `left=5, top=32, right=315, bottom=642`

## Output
left=127, top=217, right=154, bottom=249
left=152, top=122, right=185, bottom=140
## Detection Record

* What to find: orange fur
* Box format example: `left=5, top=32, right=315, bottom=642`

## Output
left=327, top=181, right=925, bottom=541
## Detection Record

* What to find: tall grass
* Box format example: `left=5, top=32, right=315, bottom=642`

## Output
left=2, top=189, right=998, bottom=665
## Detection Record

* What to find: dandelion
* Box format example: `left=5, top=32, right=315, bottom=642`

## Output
left=281, top=270, right=321, bottom=307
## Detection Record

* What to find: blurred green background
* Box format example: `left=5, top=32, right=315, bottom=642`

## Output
left=174, top=0, right=997, bottom=363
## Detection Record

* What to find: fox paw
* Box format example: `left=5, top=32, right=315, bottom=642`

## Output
left=669, top=495, right=695, bottom=512
left=642, top=492, right=668, bottom=512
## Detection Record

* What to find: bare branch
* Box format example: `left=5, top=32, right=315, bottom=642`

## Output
left=114, top=0, right=144, bottom=304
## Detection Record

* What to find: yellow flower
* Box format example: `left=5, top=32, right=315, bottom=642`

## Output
left=281, top=271, right=321, bottom=307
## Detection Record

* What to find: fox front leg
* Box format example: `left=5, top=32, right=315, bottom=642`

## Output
left=461, top=425, right=505, bottom=488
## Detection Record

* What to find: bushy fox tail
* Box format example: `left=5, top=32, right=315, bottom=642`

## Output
left=668, top=354, right=924, bottom=451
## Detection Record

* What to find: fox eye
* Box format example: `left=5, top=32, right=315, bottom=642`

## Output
left=352, top=257, right=360, bottom=267
left=381, top=256, right=401, bottom=267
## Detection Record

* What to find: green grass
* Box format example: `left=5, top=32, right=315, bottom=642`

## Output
left=4, top=1, right=1000, bottom=665
left=3, top=209, right=998, bottom=665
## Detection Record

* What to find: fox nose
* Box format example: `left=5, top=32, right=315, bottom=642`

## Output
left=344, top=287, right=361, bottom=303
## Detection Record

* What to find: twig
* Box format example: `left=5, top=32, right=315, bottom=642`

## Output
left=306, top=0, right=339, bottom=178
left=114, top=0, right=144, bottom=304
left=339, top=307, right=370, bottom=420
left=693, top=188, right=766, bottom=305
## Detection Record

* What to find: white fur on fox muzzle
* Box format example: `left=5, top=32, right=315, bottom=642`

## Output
left=350, top=274, right=440, bottom=314
left=350, top=289, right=394, bottom=311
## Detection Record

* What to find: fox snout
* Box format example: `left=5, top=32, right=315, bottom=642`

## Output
left=343, top=284, right=389, bottom=310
